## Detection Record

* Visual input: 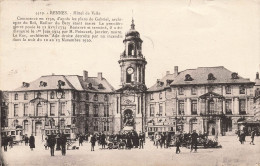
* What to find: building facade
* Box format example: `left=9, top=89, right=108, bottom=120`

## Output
left=2, top=20, right=259, bottom=138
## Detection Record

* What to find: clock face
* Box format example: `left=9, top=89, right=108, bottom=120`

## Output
left=127, top=67, right=134, bottom=74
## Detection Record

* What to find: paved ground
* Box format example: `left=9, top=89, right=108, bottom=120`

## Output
left=1, top=136, right=260, bottom=166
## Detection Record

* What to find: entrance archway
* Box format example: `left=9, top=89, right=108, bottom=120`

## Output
left=35, top=121, right=42, bottom=136
left=208, top=120, right=216, bottom=136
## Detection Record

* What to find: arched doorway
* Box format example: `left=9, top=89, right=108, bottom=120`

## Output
left=35, top=121, right=42, bottom=136
left=208, top=120, right=216, bottom=136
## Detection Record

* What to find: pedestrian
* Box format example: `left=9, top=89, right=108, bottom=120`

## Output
left=139, top=132, right=144, bottom=149
left=175, top=133, right=181, bottom=154
left=79, top=135, right=83, bottom=146
left=48, top=133, right=56, bottom=156
left=101, top=132, right=106, bottom=149
left=90, top=134, right=96, bottom=151
left=25, top=135, right=29, bottom=146
left=60, top=133, right=67, bottom=156
left=2, top=134, right=9, bottom=152
left=44, top=135, right=49, bottom=150
left=9, top=135, right=13, bottom=149
left=250, top=129, right=256, bottom=145
left=190, top=130, right=198, bottom=153
left=126, top=133, right=132, bottom=149
left=29, top=134, right=35, bottom=151
left=155, top=133, right=160, bottom=149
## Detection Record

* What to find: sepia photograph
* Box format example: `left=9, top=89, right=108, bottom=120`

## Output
left=0, top=0, right=260, bottom=165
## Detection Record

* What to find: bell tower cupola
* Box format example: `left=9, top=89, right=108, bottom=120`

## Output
left=118, top=19, right=147, bottom=89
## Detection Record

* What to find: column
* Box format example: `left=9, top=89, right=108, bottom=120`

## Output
left=217, top=119, right=221, bottom=137
left=197, top=99, right=200, bottom=115
left=234, top=98, right=239, bottom=115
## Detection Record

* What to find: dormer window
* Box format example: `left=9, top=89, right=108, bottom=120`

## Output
left=94, top=93, right=98, bottom=101
left=14, top=93, right=18, bottom=100
left=23, top=82, right=30, bottom=87
left=157, top=80, right=164, bottom=87
left=185, top=74, right=193, bottom=81
left=98, top=84, right=104, bottom=89
left=239, top=86, right=245, bottom=94
left=231, top=72, right=239, bottom=79
left=88, top=83, right=92, bottom=89
left=24, top=93, right=28, bottom=100
left=39, top=81, right=47, bottom=87
left=208, top=73, right=216, bottom=80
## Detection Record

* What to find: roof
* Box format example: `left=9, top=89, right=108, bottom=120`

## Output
left=147, top=73, right=174, bottom=92
left=12, top=74, right=115, bottom=93
left=171, top=66, right=254, bottom=86
left=147, top=66, right=254, bottom=92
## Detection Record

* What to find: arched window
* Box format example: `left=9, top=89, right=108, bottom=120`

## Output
left=128, top=44, right=134, bottom=55
left=208, top=73, right=216, bottom=80
left=185, top=74, right=193, bottom=81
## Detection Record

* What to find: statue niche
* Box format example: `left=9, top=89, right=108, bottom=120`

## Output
left=123, top=109, right=134, bottom=126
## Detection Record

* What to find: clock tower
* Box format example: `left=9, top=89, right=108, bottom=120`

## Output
left=118, top=19, right=147, bottom=89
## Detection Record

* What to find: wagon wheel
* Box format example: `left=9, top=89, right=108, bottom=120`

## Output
left=108, top=143, right=113, bottom=149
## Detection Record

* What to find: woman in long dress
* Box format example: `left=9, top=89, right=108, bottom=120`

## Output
left=29, top=134, right=35, bottom=151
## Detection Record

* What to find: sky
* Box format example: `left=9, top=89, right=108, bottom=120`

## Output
left=0, top=0, right=260, bottom=91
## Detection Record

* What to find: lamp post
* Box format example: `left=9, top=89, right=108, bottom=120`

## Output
left=56, top=80, right=65, bottom=150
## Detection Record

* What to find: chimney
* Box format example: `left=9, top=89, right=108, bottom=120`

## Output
left=83, top=70, right=88, bottom=81
left=166, top=71, right=170, bottom=75
left=174, top=66, right=178, bottom=77
left=98, top=72, right=102, bottom=80
left=256, top=72, right=259, bottom=80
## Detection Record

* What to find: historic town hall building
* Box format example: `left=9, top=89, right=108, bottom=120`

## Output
left=1, top=20, right=260, bottom=139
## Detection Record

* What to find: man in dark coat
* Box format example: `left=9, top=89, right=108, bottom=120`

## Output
left=60, top=133, right=67, bottom=156
left=101, top=132, right=106, bottom=149
left=139, top=132, right=144, bottom=149
left=48, top=134, right=56, bottom=156
left=29, top=134, right=35, bottom=151
left=79, top=135, right=83, bottom=146
left=2, top=134, right=9, bottom=152
left=190, top=130, right=198, bottom=153
left=90, top=134, right=96, bottom=151
left=9, top=135, right=13, bottom=149
left=175, top=133, right=181, bottom=154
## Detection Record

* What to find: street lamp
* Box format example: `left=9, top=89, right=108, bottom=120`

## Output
left=56, top=80, right=65, bottom=150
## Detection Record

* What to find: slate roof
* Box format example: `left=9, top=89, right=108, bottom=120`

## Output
left=12, top=74, right=115, bottom=93
left=148, top=66, right=254, bottom=92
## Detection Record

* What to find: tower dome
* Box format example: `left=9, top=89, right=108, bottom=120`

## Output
left=124, top=19, right=142, bottom=42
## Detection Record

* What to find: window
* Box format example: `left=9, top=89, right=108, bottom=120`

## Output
left=50, top=103, right=55, bottom=116
left=191, top=87, right=197, bottom=95
left=24, top=104, right=28, bottom=116
left=185, top=74, right=193, bottom=81
left=60, top=119, right=65, bottom=128
left=209, top=100, right=215, bottom=114
left=15, top=93, right=18, bottom=100
left=191, top=100, right=197, bottom=115
left=158, top=104, right=163, bottom=116
left=239, top=99, right=246, bottom=114
left=104, top=105, right=109, bottom=117
left=61, top=102, right=65, bottom=115
left=159, top=92, right=162, bottom=99
left=50, top=91, right=55, bottom=99
left=150, top=104, right=155, bottom=116
left=94, top=94, right=98, bottom=101
left=104, top=94, right=108, bottom=101
left=73, top=91, right=76, bottom=99
left=24, top=120, right=29, bottom=132
left=94, top=105, right=98, bottom=117
left=104, top=123, right=109, bottom=131
left=225, top=99, right=232, bottom=114
left=98, top=84, right=104, bottom=89
left=179, top=87, right=184, bottom=95
left=36, top=103, right=43, bottom=116
left=231, top=73, right=239, bottom=79
left=14, top=104, right=19, bottom=116
left=239, top=86, right=245, bottom=94
left=86, top=93, right=89, bottom=100
left=178, top=101, right=184, bottom=115
left=86, top=104, right=89, bottom=117
left=128, top=43, right=134, bottom=55
left=226, top=86, right=231, bottom=94
left=61, top=92, right=65, bottom=99
left=36, top=92, right=41, bottom=98
left=150, top=93, right=154, bottom=100
left=72, top=103, right=76, bottom=116
left=208, top=73, right=216, bottom=80
left=24, top=93, right=28, bottom=100
left=94, top=121, right=98, bottom=131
